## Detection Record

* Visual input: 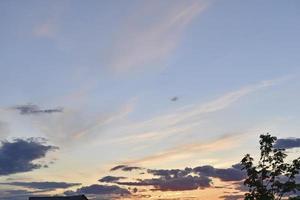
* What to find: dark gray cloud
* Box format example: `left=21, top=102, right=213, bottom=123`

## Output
left=0, top=181, right=81, bottom=190
left=110, top=164, right=245, bottom=191
left=153, top=175, right=211, bottom=191
left=110, top=165, right=127, bottom=171
left=147, top=167, right=192, bottom=179
left=0, top=138, right=58, bottom=175
left=98, top=176, right=126, bottom=183
left=13, top=104, right=63, bottom=115
left=193, top=164, right=246, bottom=182
left=65, top=184, right=130, bottom=197
left=113, top=167, right=211, bottom=191
left=171, top=96, right=178, bottom=101
left=110, top=165, right=143, bottom=172
left=116, top=175, right=211, bottom=191
left=274, top=138, right=300, bottom=149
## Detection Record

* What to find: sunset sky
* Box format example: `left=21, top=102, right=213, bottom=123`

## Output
left=1, top=0, right=300, bottom=200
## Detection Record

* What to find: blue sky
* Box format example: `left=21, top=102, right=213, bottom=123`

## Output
left=0, top=0, right=300, bottom=199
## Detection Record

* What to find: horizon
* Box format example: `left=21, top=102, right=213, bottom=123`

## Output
left=0, top=0, right=300, bottom=200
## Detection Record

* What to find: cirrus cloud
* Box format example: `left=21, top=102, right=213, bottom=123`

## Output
left=0, top=181, right=81, bottom=190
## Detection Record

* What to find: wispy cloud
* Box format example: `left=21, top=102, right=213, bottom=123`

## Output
left=113, top=78, right=285, bottom=144
left=108, top=0, right=209, bottom=73
left=110, top=77, right=288, bottom=165
left=32, top=99, right=135, bottom=145
left=125, top=133, right=244, bottom=165
left=0, top=181, right=81, bottom=191
left=12, top=104, right=63, bottom=115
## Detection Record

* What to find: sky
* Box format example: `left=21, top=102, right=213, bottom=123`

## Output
left=0, top=0, right=300, bottom=199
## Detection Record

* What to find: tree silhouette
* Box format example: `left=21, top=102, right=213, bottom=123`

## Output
left=240, top=133, right=300, bottom=200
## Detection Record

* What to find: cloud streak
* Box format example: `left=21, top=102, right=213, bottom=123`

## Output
left=111, top=77, right=288, bottom=165
left=124, top=133, right=246, bottom=165
left=110, top=165, right=143, bottom=172
left=98, top=176, right=126, bottom=183
left=32, top=100, right=134, bottom=145
left=0, top=181, right=81, bottom=190
left=109, top=0, right=208, bottom=73
left=12, top=104, right=63, bottom=115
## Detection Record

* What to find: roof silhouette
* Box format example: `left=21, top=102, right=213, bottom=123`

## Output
left=29, top=195, right=88, bottom=200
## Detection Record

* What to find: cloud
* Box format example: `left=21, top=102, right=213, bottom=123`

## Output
left=65, top=184, right=131, bottom=198
left=116, top=176, right=211, bottom=191
left=110, top=165, right=143, bottom=172
left=193, top=164, right=246, bottom=182
left=110, top=166, right=212, bottom=191
left=178, top=77, right=288, bottom=119
left=106, top=163, right=246, bottom=192
left=110, top=165, right=127, bottom=171
left=274, top=138, right=300, bottom=149
left=12, top=104, right=63, bottom=115
left=125, top=133, right=244, bottom=165
left=32, top=100, right=134, bottom=145
left=98, top=176, right=126, bottom=183
left=110, top=78, right=286, bottom=166
left=147, top=167, right=192, bottom=179
left=171, top=96, right=179, bottom=102
left=114, top=166, right=212, bottom=191
left=0, top=138, right=58, bottom=175
left=109, top=0, right=208, bottom=73
left=152, top=176, right=211, bottom=191
left=0, top=181, right=81, bottom=190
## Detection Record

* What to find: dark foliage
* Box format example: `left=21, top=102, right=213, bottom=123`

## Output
left=240, top=133, right=300, bottom=200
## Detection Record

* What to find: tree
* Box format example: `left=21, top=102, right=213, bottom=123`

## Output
left=240, top=133, right=300, bottom=200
